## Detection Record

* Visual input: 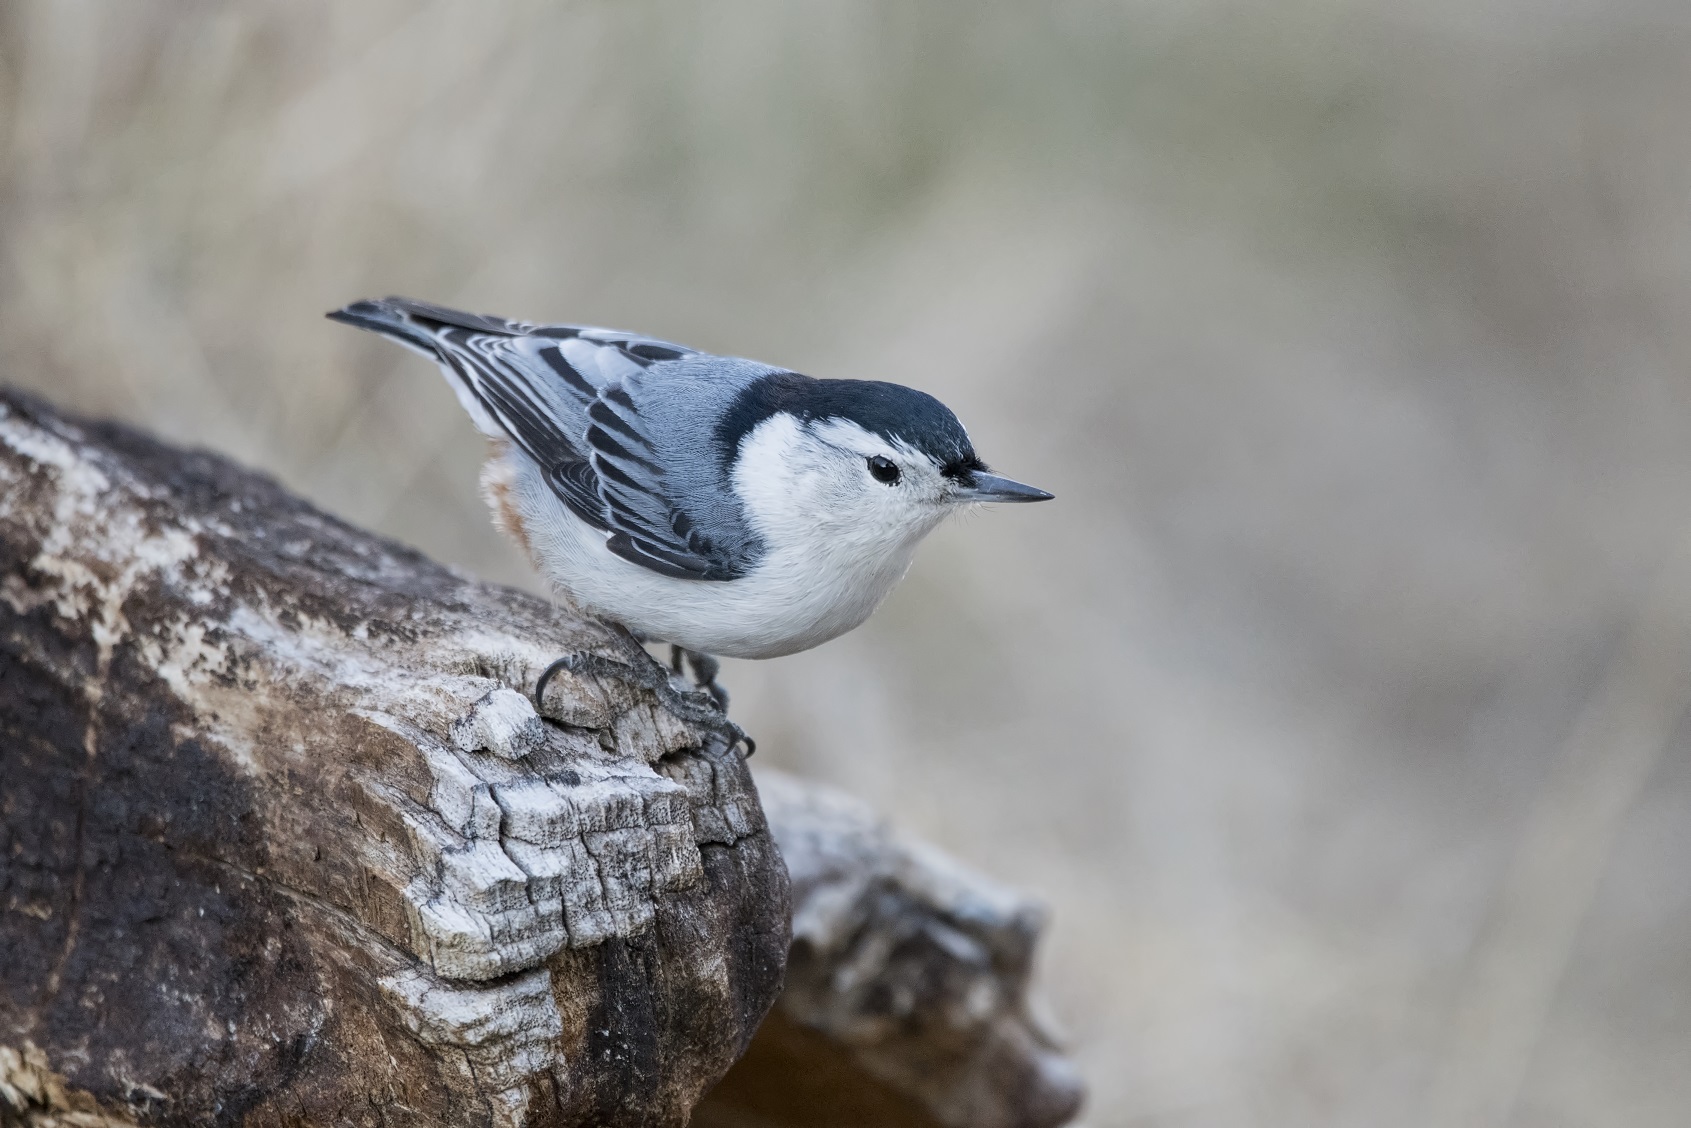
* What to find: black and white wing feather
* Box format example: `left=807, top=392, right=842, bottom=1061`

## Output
left=328, top=296, right=739, bottom=581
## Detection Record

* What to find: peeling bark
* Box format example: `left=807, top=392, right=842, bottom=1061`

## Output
left=0, top=389, right=789, bottom=1127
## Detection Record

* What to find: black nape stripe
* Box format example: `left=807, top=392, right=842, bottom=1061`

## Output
left=714, top=370, right=978, bottom=473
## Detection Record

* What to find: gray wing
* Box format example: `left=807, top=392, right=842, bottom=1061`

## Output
left=331, top=296, right=742, bottom=581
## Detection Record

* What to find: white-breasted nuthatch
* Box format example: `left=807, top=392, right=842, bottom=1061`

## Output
left=329, top=296, right=1051, bottom=750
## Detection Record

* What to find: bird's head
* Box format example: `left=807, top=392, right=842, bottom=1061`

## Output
left=718, top=372, right=1051, bottom=558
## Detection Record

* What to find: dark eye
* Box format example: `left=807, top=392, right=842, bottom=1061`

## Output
left=866, top=455, right=901, bottom=484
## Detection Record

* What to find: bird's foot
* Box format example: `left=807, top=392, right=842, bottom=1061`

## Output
left=670, top=646, right=730, bottom=711
left=534, top=635, right=753, bottom=758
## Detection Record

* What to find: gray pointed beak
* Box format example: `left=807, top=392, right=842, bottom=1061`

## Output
left=955, top=472, right=1054, bottom=503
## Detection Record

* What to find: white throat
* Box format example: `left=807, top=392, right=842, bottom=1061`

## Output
left=725, top=413, right=949, bottom=652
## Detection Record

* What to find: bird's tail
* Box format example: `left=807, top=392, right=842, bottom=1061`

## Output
left=327, top=296, right=518, bottom=437
left=326, top=295, right=521, bottom=354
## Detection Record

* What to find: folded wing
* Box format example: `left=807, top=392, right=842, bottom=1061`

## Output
left=329, top=296, right=741, bottom=581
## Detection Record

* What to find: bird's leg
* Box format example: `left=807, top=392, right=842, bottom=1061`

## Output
left=534, top=628, right=753, bottom=757
left=670, top=647, right=729, bottom=711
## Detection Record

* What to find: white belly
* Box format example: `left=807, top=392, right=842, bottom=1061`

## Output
left=508, top=465, right=918, bottom=659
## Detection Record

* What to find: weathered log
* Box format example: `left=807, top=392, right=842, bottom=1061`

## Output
left=0, top=387, right=1085, bottom=1128
left=695, top=773, right=1085, bottom=1128
left=0, top=388, right=789, bottom=1126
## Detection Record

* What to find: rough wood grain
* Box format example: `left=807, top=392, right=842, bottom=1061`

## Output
left=0, top=388, right=790, bottom=1127
left=695, top=772, right=1085, bottom=1128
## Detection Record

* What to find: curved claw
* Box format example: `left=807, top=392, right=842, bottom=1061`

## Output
left=533, top=652, right=652, bottom=709
left=533, top=654, right=573, bottom=712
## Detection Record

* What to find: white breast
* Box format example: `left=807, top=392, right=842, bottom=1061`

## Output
left=501, top=415, right=944, bottom=659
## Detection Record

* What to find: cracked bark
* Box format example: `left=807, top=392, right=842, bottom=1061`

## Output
left=0, top=389, right=786, bottom=1126
left=0, top=387, right=1084, bottom=1128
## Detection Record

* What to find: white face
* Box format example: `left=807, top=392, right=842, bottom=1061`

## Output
left=731, top=413, right=961, bottom=557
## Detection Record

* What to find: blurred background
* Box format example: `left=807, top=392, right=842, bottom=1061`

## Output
left=5, top=2, right=1691, bottom=1124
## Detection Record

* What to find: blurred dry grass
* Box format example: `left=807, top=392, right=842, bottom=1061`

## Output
left=5, top=2, right=1691, bottom=1124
